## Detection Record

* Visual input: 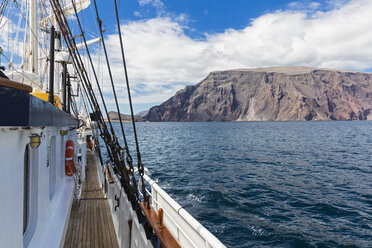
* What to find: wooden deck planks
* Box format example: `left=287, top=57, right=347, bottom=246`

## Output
left=64, top=152, right=119, bottom=248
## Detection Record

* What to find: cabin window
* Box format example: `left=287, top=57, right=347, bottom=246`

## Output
left=23, top=144, right=38, bottom=247
left=61, top=136, right=65, bottom=179
left=23, top=146, right=30, bottom=234
left=49, top=136, right=56, bottom=199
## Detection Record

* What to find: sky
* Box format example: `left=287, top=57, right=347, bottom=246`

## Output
left=2, top=0, right=372, bottom=114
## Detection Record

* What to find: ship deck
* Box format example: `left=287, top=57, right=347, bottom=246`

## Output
left=64, top=152, right=119, bottom=248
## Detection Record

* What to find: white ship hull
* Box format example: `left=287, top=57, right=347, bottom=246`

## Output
left=0, top=126, right=83, bottom=248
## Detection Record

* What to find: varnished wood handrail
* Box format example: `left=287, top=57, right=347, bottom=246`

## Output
left=0, top=77, right=33, bottom=92
left=105, top=168, right=114, bottom=184
left=140, top=202, right=182, bottom=248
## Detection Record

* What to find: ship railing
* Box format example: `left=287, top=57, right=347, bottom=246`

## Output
left=140, top=183, right=199, bottom=248
left=139, top=174, right=226, bottom=248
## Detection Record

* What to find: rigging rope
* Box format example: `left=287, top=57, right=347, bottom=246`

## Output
left=0, top=1, right=14, bottom=32
left=68, top=0, right=134, bottom=199
left=92, top=0, right=140, bottom=201
left=0, top=0, right=10, bottom=24
left=113, top=0, right=146, bottom=201
left=48, top=0, right=159, bottom=244
left=12, top=0, right=50, bottom=59
left=68, top=0, right=115, bottom=135
left=49, top=0, right=138, bottom=207
left=2, top=0, right=60, bottom=77
left=48, top=0, right=108, bottom=140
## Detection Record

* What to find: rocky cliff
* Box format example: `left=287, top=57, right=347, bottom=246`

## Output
left=107, top=111, right=144, bottom=122
left=145, top=67, right=372, bottom=121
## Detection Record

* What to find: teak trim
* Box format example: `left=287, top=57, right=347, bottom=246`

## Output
left=105, top=168, right=114, bottom=184
left=0, top=77, right=33, bottom=92
left=140, top=202, right=182, bottom=248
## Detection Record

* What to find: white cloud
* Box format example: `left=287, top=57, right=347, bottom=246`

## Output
left=309, top=2, right=321, bottom=9
left=133, top=11, right=142, bottom=17
left=95, top=0, right=372, bottom=108
left=138, top=0, right=164, bottom=14
left=138, top=0, right=163, bottom=7
left=288, top=1, right=326, bottom=11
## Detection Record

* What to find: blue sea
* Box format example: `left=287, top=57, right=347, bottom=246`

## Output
left=104, top=121, right=372, bottom=247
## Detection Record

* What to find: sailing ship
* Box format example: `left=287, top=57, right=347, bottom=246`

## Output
left=0, top=0, right=225, bottom=247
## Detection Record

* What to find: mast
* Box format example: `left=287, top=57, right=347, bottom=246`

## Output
left=30, top=0, right=38, bottom=74
left=48, top=26, right=55, bottom=104
left=54, top=18, right=60, bottom=95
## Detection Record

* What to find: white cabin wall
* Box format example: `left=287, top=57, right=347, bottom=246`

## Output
left=36, top=127, right=77, bottom=227
left=0, top=129, right=29, bottom=248
left=54, top=135, right=63, bottom=190
left=37, top=127, right=55, bottom=215
left=29, top=127, right=76, bottom=248
left=0, top=127, right=78, bottom=248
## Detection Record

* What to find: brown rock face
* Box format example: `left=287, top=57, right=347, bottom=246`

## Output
left=107, top=111, right=144, bottom=122
left=144, top=67, right=372, bottom=121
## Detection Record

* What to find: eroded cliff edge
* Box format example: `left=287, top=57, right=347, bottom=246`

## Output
left=145, top=67, right=372, bottom=121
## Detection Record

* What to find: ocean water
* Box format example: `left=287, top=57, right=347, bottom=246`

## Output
left=104, top=121, right=372, bottom=247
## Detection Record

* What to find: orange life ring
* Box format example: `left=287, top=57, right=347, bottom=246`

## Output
left=90, top=139, right=94, bottom=150
left=65, top=140, right=76, bottom=176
